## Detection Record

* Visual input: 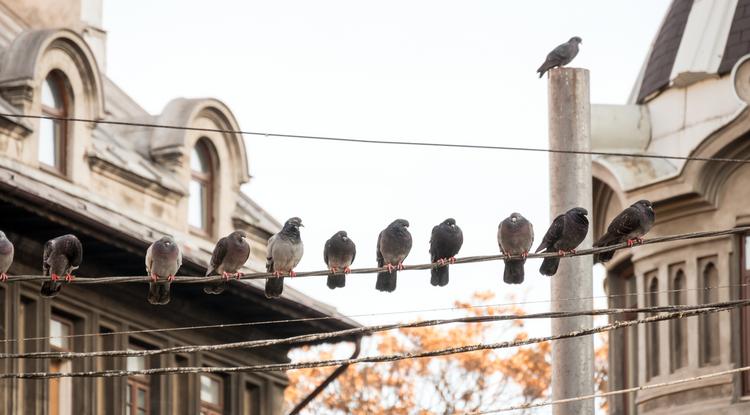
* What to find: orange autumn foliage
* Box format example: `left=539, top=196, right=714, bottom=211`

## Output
left=285, top=292, right=551, bottom=414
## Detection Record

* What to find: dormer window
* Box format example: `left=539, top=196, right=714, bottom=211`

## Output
left=39, top=71, right=69, bottom=174
left=189, top=139, right=214, bottom=235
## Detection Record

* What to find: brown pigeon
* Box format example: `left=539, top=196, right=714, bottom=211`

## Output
left=498, top=213, right=534, bottom=284
left=204, top=230, right=251, bottom=295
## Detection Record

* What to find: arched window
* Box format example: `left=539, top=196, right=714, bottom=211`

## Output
left=700, top=262, right=720, bottom=366
left=670, top=269, right=688, bottom=371
left=646, top=273, right=660, bottom=380
left=189, top=139, right=214, bottom=235
left=39, top=71, right=69, bottom=174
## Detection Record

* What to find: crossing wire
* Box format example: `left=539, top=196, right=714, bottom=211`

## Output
left=0, top=302, right=741, bottom=379
left=1, top=113, right=749, bottom=164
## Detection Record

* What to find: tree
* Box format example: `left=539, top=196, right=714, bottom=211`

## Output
left=285, top=291, right=551, bottom=414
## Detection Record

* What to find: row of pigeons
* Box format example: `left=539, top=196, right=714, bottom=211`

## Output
left=0, top=200, right=654, bottom=305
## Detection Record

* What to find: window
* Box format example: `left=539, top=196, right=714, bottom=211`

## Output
left=189, top=139, right=214, bottom=234
left=49, top=316, right=73, bottom=415
left=243, top=383, right=260, bottom=415
left=741, top=234, right=750, bottom=395
left=200, top=374, right=224, bottom=415
left=700, top=260, right=720, bottom=366
left=39, top=71, right=69, bottom=174
left=646, top=273, right=660, bottom=380
left=669, top=268, right=688, bottom=372
left=126, top=345, right=150, bottom=415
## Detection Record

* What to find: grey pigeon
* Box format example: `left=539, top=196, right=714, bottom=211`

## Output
left=535, top=207, right=589, bottom=276
left=204, top=230, right=251, bottom=295
left=324, top=231, right=356, bottom=289
left=146, top=236, right=182, bottom=305
left=41, top=234, right=82, bottom=298
left=498, top=213, right=534, bottom=284
left=265, top=217, right=304, bottom=298
left=429, top=218, right=463, bottom=287
left=537, top=36, right=582, bottom=78
left=594, top=200, right=655, bottom=263
left=0, top=231, right=13, bottom=282
left=376, top=219, right=412, bottom=292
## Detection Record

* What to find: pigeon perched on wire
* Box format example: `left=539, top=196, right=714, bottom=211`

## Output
left=146, top=236, right=182, bottom=305
left=204, top=230, right=251, bottom=295
left=376, top=219, right=412, bottom=292
left=265, top=217, right=304, bottom=298
left=0, top=231, right=13, bottom=282
left=498, top=213, right=534, bottom=284
left=324, top=231, right=356, bottom=289
left=594, top=200, right=655, bottom=263
left=537, top=36, right=582, bottom=78
left=41, top=234, right=82, bottom=298
left=429, top=218, right=463, bottom=287
left=535, top=207, right=589, bottom=276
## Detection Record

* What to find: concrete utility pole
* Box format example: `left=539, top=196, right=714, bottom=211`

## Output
left=547, top=67, right=594, bottom=415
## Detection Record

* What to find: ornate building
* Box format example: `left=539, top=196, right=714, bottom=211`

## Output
left=593, top=0, right=750, bottom=413
left=0, top=1, right=357, bottom=414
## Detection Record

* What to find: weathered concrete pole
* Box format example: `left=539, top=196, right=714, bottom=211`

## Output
left=547, top=67, right=594, bottom=415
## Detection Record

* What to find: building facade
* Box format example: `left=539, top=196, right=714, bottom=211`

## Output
left=593, top=1, right=750, bottom=414
left=0, top=1, right=357, bottom=414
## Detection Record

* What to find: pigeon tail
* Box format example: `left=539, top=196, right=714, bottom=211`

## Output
left=539, top=257, right=560, bottom=276
left=503, top=260, right=525, bottom=284
left=327, top=274, right=346, bottom=289
left=265, top=277, right=284, bottom=298
left=430, top=266, right=449, bottom=287
left=376, top=271, right=397, bottom=292
left=148, top=282, right=171, bottom=305
left=203, top=282, right=226, bottom=295
left=40, top=281, right=62, bottom=298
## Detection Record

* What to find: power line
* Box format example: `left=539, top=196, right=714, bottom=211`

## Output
left=467, top=365, right=750, bottom=414
left=3, top=300, right=743, bottom=360
left=1, top=282, right=747, bottom=346
left=5, top=225, right=750, bottom=284
left=0, top=302, right=740, bottom=379
left=2, top=113, right=749, bottom=164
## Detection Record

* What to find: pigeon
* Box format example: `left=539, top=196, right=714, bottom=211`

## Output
left=594, top=200, right=655, bottom=263
left=145, top=236, right=182, bottom=305
left=41, top=234, right=83, bottom=298
left=324, top=231, right=357, bottom=289
left=0, top=231, right=13, bottom=282
left=265, top=217, right=304, bottom=298
left=204, top=230, right=251, bottom=295
left=535, top=207, right=589, bottom=276
left=376, top=219, right=412, bottom=292
left=498, top=213, right=534, bottom=284
left=537, top=36, right=582, bottom=78
left=429, top=218, right=463, bottom=287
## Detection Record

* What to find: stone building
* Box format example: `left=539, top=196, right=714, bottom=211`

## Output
left=0, top=0, right=358, bottom=414
left=592, top=0, right=750, bottom=414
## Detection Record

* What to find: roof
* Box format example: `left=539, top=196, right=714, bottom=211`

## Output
left=718, top=0, right=750, bottom=74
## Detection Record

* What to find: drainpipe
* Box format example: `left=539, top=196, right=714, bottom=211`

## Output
left=288, top=336, right=362, bottom=415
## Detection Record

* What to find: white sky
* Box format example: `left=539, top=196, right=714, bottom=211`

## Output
left=103, top=0, right=670, bottom=409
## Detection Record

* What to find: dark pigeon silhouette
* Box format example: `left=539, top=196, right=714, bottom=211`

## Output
left=594, top=200, right=655, bottom=263
left=146, top=236, right=182, bottom=305
left=41, top=234, right=82, bottom=298
left=265, top=217, right=304, bottom=298
left=204, top=230, right=251, bottom=295
left=537, top=36, right=582, bottom=78
left=429, top=218, right=464, bottom=287
left=498, top=213, right=534, bottom=284
left=376, top=219, right=412, bottom=292
left=535, top=207, right=589, bottom=276
left=324, top=231, right=357, bottom=289
left=0, top=231, right=13, bottom=282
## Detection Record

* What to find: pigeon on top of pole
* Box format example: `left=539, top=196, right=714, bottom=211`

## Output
left=537, top=36, right=582, bottom=78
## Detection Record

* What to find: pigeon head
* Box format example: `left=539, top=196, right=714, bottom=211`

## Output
left=390, top=219, right=409, bottom=229
left=0, top=230, right=6, bottom=240
left=441, top=218, right=457, bottom=227
left=334, top=230, right=349, bottom=239
left=229, top=230, right=248, bottom=242
left=509, top=212, right=524, bottom=223
left=284, top=217, right=303, bottom=229
left=635, top=200, right=653, bottom=211
left=570, top=36, right=582, bottom=44
left=569, top=207, right=588, bottom=216
left=154, top=236, right=178, bottom=253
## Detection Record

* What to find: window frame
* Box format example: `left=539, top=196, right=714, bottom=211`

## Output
left=699, top=259, right=721, bottom=366
left=39, top=70, right=70, bottom=176
left=49, top=315, right=74, bottom=415
left=645, top=272, right=660, bottom=381
left=669, top=266, right=688, bottom=372
left=199, top=373, right=224, bottom=415
left=125, top=344, right=151, bottom=415
left=740, top=233, right=750, bottom=395
left=189, top=139, right=215, bottom=237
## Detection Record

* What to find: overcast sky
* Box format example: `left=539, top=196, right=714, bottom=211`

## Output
left=103, top=1, right=670, bottom=408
